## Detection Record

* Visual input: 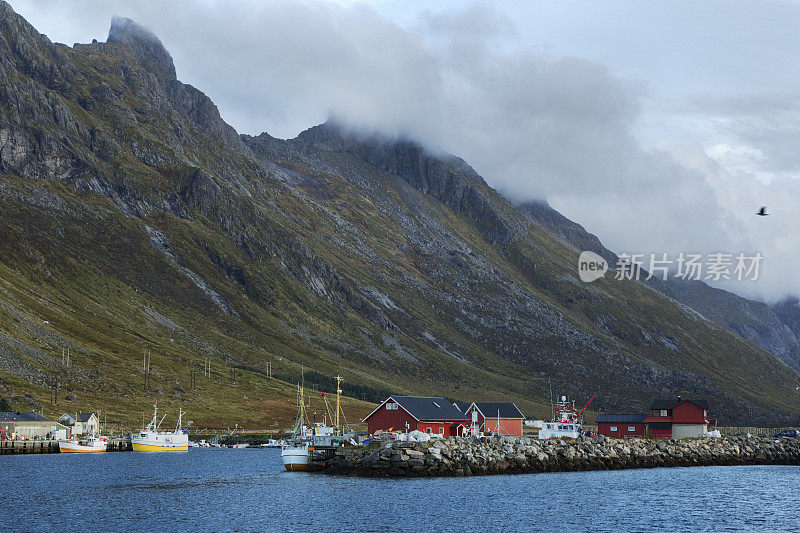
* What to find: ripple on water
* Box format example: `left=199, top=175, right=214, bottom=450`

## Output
left=2, top=450, right=799, bottom=532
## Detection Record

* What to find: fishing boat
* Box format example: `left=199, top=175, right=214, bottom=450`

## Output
left=59, top=410, right=108, bottom=453
left=58, top=434, right=107, bottom=453
left=131, top=405, right=189, bottom=452
left=281, top=375, right=346, bottom=471
left=538, top=394, right=596, bottom=440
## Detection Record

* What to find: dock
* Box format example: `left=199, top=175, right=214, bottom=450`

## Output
left=308, top=445, right=339, bottom=470
left=0, top=439, right=60, bottom=455
left=106, top=436, right=132, bottom=451
left=1, top=436, right=132, bottom=454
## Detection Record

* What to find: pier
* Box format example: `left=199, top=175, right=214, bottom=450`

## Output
left=106, top=436, right=132, bottom=451
left=307, top=445, right=339, bottom=470
left=0, top=436, right=132, bottom=454
left=0, top=439, right=60, bottom=455
left=323, top=434, right=800, bottom=477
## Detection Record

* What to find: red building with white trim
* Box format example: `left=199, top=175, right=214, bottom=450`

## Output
left=463, top=402, right=525, bottom=436
left=596, top=414, right=646, bottom=438
left=643, top=397, right=710, bottom=439
left=363, top=396, right=468, bottom=437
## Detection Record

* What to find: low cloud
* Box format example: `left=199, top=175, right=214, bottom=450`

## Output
left=8, top=0, right=800, bottom=301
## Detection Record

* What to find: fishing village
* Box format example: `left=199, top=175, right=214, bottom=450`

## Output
left=3, top=371, right=800, bottom=479
left=4, top=0, right=800, bottom=528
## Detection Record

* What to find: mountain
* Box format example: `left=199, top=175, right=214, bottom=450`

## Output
left=520, top=200, right=800, bottom=371
left=0, top=3, right=798, bottom=427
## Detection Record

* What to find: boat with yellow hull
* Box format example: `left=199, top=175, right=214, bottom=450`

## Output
left=131, top=442, right=189, bottom=452
left=131, top=405, right=189, bottom=452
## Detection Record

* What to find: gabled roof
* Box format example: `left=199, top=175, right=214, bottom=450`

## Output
left=364, top=396, right=468, bottom=422
left=0, top=412, right=51, bottom=422
left=596, top=413, right=647, bottom=424
left=452, top=402, right=471, bottom=414
left=471, top=402, right=525, bottom=419
left=649, top=398, right=708, bottom=410
left=60, top=412, right=96, bottom=423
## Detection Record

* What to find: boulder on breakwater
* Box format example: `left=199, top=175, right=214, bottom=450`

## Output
left=323, top=434, right=800, bottom=477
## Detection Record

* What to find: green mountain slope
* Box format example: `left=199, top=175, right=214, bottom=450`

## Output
left=0, top=4, right=797, bottom=427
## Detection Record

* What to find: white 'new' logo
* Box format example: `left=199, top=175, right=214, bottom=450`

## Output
left=578, top=251, right=608, bottom=282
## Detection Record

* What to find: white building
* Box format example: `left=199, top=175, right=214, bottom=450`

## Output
left=0, top=412, right=67, bottom=440
left=58, top=412, right=99, bottom=436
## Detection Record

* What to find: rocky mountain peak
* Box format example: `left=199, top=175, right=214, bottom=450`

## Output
left=106, top=16, right=176, bottom=80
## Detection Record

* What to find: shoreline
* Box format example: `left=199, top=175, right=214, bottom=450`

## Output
left=322, top=434, right=800, bottom=477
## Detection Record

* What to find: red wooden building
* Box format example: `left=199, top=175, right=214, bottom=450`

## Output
left=596, top=414, right=646, bottom=438
left=464, top=402, right=525, bottom=436
left=363, top=396, right=468, bottom=437
left=643, top=397, right=710, bottom=439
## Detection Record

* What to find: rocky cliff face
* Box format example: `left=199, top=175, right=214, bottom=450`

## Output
left=0, top=3, right=798, bottom=425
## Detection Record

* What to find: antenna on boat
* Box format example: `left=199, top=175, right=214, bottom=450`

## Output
left=549, top=379, right=554, bottom=417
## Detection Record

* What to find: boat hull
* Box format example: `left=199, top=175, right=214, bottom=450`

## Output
left=131, top=442, right=189, bottom=452
left=281, top=446, right=310, bottom=471
left=58, top=440, right=107, bottom=453
left=131, top=431, right=189, bottom=452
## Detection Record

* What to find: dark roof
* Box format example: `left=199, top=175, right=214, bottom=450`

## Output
left=649, top=398, right=708, bottom=410
left=391, top=396, right=468, bottom=421
left=452, top=402, right=471, bottom=414
left=60, top=412, right=96, bottom=423
left=0, top=412, right=51, bottom=422
left=472, top=402, right=525, bottom=419
left=596, top=414, right=647, bottom=424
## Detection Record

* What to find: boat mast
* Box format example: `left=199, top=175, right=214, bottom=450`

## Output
left=149, top=404, right=158, bottom=431
left=335, top=375, right=342, bottom=437
left=298, top=368, right=306, bottom=433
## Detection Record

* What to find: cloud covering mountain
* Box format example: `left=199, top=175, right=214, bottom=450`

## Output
left=9, top=0, right=800, bottom=301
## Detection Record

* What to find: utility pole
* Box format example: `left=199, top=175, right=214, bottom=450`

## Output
left=143, top=349, right=151, bottom=393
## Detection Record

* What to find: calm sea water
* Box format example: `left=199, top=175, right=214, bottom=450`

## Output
left=1, top=448, right=798, bottom=531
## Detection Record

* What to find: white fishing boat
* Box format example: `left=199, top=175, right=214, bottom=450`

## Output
left=58, top=434, right=107, bottom=453
left=131, top=405, right=189, bottom=452
left=282, top=378, right=312, bottom=471
left=59, top=410, right=108, bottom=453
left=281, top=439, right=310, bottom=471
left=539, top=395, right=596, bottom=440
left=281, top=375, right=346, bottom=471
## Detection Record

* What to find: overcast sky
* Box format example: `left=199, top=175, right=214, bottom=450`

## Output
left=9, top=0, right=800, bottom=302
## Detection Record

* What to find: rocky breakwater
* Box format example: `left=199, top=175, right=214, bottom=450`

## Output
left=324, top=435, right=800, bottom=477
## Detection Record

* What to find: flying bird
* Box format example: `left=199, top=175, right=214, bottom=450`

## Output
left=757, top=206, right=769, bottom=216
